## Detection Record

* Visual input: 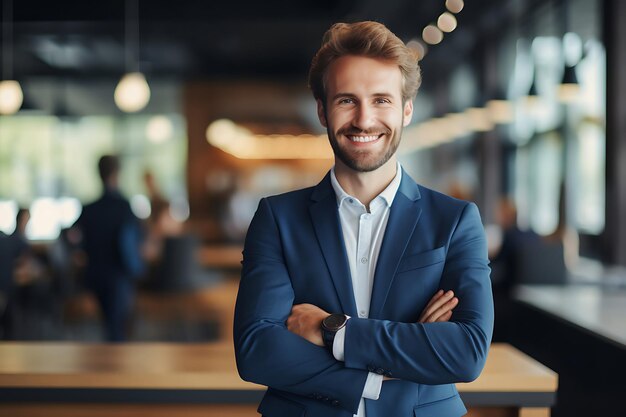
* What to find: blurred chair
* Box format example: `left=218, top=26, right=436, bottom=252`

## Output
left=515, top=238, right=567, bottom=285
left=149, top=234, right=220, bottom=292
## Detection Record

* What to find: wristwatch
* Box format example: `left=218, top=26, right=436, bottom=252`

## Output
left=321, top=313, right=348, bottom=352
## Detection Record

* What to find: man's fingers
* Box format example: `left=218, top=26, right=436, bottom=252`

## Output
left=419, top=291, right=454, bottom=322
left=423, top=290, right=444, bottom=311
left=437, top=310, right=453, bottom=322
left=423, top=297, right=458, bottom=323
left=418, top=290, right=444, bottom=322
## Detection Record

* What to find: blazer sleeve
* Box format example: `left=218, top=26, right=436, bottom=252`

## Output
left=342, top=202, right=494, bottom=384
left=233, top=197, right=368, bottom=415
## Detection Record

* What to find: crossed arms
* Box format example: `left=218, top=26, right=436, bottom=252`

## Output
left=233, top=198, right=494, bottom=415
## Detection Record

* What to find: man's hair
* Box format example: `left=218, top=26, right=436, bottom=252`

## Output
left=308, top=21, right=421, bottom=105
left=98, top=155, right=120, bottom=183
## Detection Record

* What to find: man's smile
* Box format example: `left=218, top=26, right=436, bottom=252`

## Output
left=346, top=134, right=383, bottom=143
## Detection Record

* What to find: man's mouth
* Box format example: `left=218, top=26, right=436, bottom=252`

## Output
left=346, top=134, right=383, bottom=143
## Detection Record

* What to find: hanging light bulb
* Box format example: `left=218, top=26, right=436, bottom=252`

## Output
left=114, top=72, right=150, bottom=112
left=0, top=80, right=23, bottom=115
left=115, top=0, right=150, bottom=112
left=1, top=0, right=23, bottom=114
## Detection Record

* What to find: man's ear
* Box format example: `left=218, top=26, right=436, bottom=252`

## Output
left=316, top=99, right=327, bottom=128
left=402, top=99, right=414, bottom=127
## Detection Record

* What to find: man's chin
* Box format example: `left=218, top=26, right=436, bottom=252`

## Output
left=337, top=155, right=391, bottom=173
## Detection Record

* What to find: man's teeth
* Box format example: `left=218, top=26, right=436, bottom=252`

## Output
left=348, top=135, right=380, bottom=143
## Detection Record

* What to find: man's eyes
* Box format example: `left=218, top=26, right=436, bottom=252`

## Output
left=336, top=98, right=392, bottom=105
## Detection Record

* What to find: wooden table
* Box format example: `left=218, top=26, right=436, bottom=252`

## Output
left=0, top=342, right=556, bottom=417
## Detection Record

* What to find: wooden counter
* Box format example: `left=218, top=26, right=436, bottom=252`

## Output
left=0, top=342, right=556, bottom=417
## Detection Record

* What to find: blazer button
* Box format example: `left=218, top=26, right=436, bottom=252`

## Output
left=375, top=368, right=385, bottom=375
left=332, top=399, right=340, bottom=406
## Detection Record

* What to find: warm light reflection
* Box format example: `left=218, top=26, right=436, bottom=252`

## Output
left=0, top=200, right=18, bottom=234
left=446, top=0, right=464, bottom=14
left=0, top=80, right=24, bottom=115
left=445, top=113, right=471, bottom=137
left=422, top=25, right=444, bottom=45
left=407, top=39, right=427, bottom=61
left=558, top=84, right=581, bottom=103
left=437, top=12, right=458, bottom=33
left=487, top=99, right=514, bottom=124
left=206, top=119, right=333, bottom=159
left=465, top=107, right=494, bottom=132
left=130, top=194, right=151, bottom=219
left=146, top=115, right=173, bottom=143
left=114, top=72, right=151, bottom=112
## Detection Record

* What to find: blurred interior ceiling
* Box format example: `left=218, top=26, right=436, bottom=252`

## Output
left=1, top=0, right=526, bottom=117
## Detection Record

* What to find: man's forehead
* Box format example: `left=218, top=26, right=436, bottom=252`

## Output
left=325, top=55, right=403, bottom=96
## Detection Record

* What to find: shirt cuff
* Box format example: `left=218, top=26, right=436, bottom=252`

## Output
left=332, top=325, right=346, bottom=361
left=362, top=372, right=383, bottom=400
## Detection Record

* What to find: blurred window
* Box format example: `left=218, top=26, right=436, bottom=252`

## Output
left=0, top=114, right=187, bottom=240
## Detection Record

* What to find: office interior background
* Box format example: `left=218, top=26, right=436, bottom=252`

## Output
left=0, top=0, right=625, bottom=416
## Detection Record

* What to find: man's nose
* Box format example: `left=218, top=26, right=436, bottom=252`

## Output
left=353, top=104, right=376, bottom=131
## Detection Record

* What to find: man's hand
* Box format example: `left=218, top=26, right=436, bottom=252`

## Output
left=418, top=289, right=458, bottom=323
left=286, top=303, right=329, bottom=347
left=383, top=290, right=459, bottom=382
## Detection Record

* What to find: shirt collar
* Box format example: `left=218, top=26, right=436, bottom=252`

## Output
left=330, top=162, right=403, bottom=209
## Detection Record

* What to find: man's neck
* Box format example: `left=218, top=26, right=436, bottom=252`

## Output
left=334, top=158, right=398, bottom=209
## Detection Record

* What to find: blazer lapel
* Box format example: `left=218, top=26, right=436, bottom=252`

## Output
left=309, top=174, right=358, bottom=317
left=369, top=172, right=422, bottom=319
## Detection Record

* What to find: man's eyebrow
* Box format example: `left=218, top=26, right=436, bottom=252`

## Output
left=372, top=92, right=395, bottom=98
left=331, top=92, right=355, bottom=101
left=330, top=92, right=395, bottom=100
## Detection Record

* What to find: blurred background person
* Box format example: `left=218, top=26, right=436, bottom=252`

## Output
left=0, top=209, right=32, bottom=339
left=73, top=155, right=145, bottom=342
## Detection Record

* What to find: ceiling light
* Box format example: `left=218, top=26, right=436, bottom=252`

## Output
left=0, top=80, right=23, bottom=115
left=422, top=25, right=444, bottom=45
left=446, top=0, right=464, bottom=14
left=146, top=115, right=173, bottom=143
left=1, top=0, right=22, bottom=114
left=437, top=12, right=458, bottom=33
left=406, top=39, right=427, bottom=61
left=115, top=0, right=150, bottom=112
left=114, top=72, right=150, bottom=112
left=206, top=119, right=333, bottom=159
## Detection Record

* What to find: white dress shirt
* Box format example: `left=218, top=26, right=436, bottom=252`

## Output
left=329, top=162, right=403, bottom=417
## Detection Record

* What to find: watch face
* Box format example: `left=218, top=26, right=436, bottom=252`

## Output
left=324, top=314, right=346, bottom=330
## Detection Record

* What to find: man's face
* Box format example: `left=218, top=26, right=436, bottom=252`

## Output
left=317, top=55, right=413, bottom=173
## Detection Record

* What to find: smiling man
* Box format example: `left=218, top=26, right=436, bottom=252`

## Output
left=234, top=21, right=494, bottom=417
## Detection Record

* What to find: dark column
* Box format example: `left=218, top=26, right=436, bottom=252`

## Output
left=604, top=0, right=626, bottom=265
left=477, top=41, right=502, bottom=225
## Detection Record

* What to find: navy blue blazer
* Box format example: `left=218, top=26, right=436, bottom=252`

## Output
left=234, top=170, right=494, bottom=417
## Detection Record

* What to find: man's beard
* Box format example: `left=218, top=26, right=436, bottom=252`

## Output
left=327, top=125, right=402, bottom=173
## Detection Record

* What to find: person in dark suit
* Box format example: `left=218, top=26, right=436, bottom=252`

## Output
left=74, top=155, right=144, bottom=342
left=0, top=208, right=32, bottom=339
left=234, top=22, right=494, bottom=417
